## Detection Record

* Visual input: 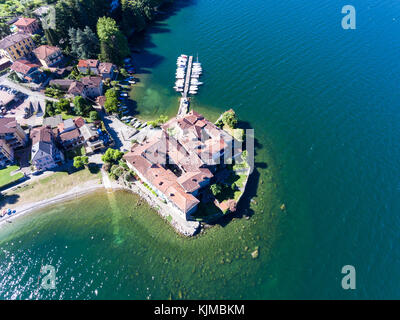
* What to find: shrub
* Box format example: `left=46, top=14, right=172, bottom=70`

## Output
left=73, top=156, right=89, bottom=169
left=102, top=148, right=124, bottom=164
left=222, top=110, right=237, bottom=128
left=210, top=184, right=222, bottom=196
left=90, top=110, right=99, bottom=121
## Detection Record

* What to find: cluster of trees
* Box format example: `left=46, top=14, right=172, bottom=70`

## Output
left=73, top=96, right=93, bottom=116
left=52, top=0, right=111, bottom=47
left=68, top=26, right=99, bottom=59
left=73, top=155, right=89, bottom=169
left=46, top=0, right=173, bottom=64
left=104, top=88, right=119, bottom=114
left=222, top=110, right=238, bottom=128
left=45, top=98, right=71, bottom=117
left=0, top=22, right=11, bottom=38
left=97, top=17, right=130, bottom=65
left=44, top=97, right=95, bottom=118
left=101, top=148, right=124, bottom=164
left=45, top=87, right=65, bottom=98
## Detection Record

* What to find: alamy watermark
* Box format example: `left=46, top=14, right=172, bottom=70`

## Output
left=39, top=265, right=56, bottom=290
left=342, top=5, right=356, bottom=29
left=341, top=265, right=356, bottom=290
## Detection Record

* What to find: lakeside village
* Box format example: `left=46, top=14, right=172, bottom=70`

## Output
left=0, top=15, right=252, bottom=236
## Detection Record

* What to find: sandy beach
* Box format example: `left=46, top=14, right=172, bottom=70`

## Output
left=0, top=180, right=104, bottom=228
left=0, top=170, right=200, bottom=236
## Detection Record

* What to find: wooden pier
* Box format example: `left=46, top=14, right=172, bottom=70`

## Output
left=182, top=55, right=193, bottom=98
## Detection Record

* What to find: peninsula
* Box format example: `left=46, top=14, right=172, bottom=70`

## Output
left=0, top=1, right=253, bottom=237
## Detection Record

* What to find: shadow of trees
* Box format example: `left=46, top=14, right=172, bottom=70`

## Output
left=203, top=120, right=268, bottom=227
left=0, top=193, right=20, bottom=210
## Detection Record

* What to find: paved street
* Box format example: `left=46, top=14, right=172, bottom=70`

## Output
left=0, top=73, right=56, bottom=126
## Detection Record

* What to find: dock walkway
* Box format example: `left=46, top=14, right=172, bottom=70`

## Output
left=183, top=55, right=193, bottom=98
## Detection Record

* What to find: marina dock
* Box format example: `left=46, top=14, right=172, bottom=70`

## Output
left=174, top=54, right=203, bottom=117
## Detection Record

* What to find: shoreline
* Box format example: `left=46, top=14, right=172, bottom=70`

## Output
left=0, top=182, right=104, bottom=228
left=0, top=175, right=200, bottom=237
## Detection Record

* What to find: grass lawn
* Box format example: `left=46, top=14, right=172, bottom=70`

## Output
left=61, top=112, right=93, bottom=123
left=0, top=165, right=24, bottom=188
left=0, top=168, right=102, bottom=208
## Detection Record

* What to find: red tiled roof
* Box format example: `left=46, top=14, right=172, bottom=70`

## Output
left=68, top=81, right=85, bottom=95
left=33, top=45, right=61, bottom=60
left=13, top=17, right=37, bottom=28
left=74, top=117, right=85, bottom=128
left=59, top=128, right=80, bottom=141
left=95, top=96, right=106, bottom=107
left=0, top=117, right=18, bottom=134
left=30, top=126, right=53, bottom=145
left=81, top=76, right=102, bottom=88
left=98, top=62, right=114, bottom=74
left=78, top=59, right=99, bottom=68
left=10, top=59, right=39, bottom=75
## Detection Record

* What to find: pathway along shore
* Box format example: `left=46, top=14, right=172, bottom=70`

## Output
left=0, top=172, right=200, bottom=237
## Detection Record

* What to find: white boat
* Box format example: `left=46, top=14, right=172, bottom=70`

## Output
left=189, top=91, right=197, bottom=94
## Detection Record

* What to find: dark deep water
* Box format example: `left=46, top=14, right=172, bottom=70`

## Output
left=1, top=0, right=400, bottom=299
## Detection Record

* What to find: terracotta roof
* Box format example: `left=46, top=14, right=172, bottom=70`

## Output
left=59, top=128, right=80, bottom=141
left=78, top=59, right=99, bottom=68
left=0, top=33, right=31, bottom=50
left=33, top=45, right=61, bottom=60
left=98, top=62, right=114, bottom=74
left=177, top=169, right=213, bottom=193
left=165, top=183, right=199, bottom=213
left=95, top=96, right=106, bottom=106
left=81, top=76, right=102, bottom=88
left=0, top=117, right=18, bottom=134
left=30, top=126, right=53, bottom=144
left=10, top=59, right=38, bottom=75
left=123, top=110, right=237, bottom=216
left=13, top=17, right=37, bottom=28
left=124, top=152, right=200, bottom=214
left=74, top=117, right=85, bottom=128
left=68, top=81, right=86, bottom=95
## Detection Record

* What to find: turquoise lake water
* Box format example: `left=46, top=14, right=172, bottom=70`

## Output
left=1, top=0, right=400, bottom=299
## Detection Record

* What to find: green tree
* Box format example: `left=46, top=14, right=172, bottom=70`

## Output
left=104, top=88, right=119, bottom=114
left=56, top=98, right=71, bottom=113
left=73, top=96, right=92, bottom=116
left=45, top=100, right=56, bottom=117
left=97, top=17, right=130, bottom=65
left=73, top=155, right=89, bottom=169
left=210, top=184, right=222, bottom=197
left=89, top=110, right=99, bottom=121
left=120, top=68, right=129, bottom=78
left=110, top=164, right=124, bottom=179
left=68, top=26, right=99, bottom=59
left=31, top=34, right=42, bottom=46
left=44, top=28, right=58, bottom=46
left=102, top=148, right=124, bottom=164
left=222, top=110, right=238, bottom=129
left=0, top=22, right=11, bottom=38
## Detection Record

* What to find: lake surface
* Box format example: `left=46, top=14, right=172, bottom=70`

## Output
left=1, top=0, right=400, bottom=299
